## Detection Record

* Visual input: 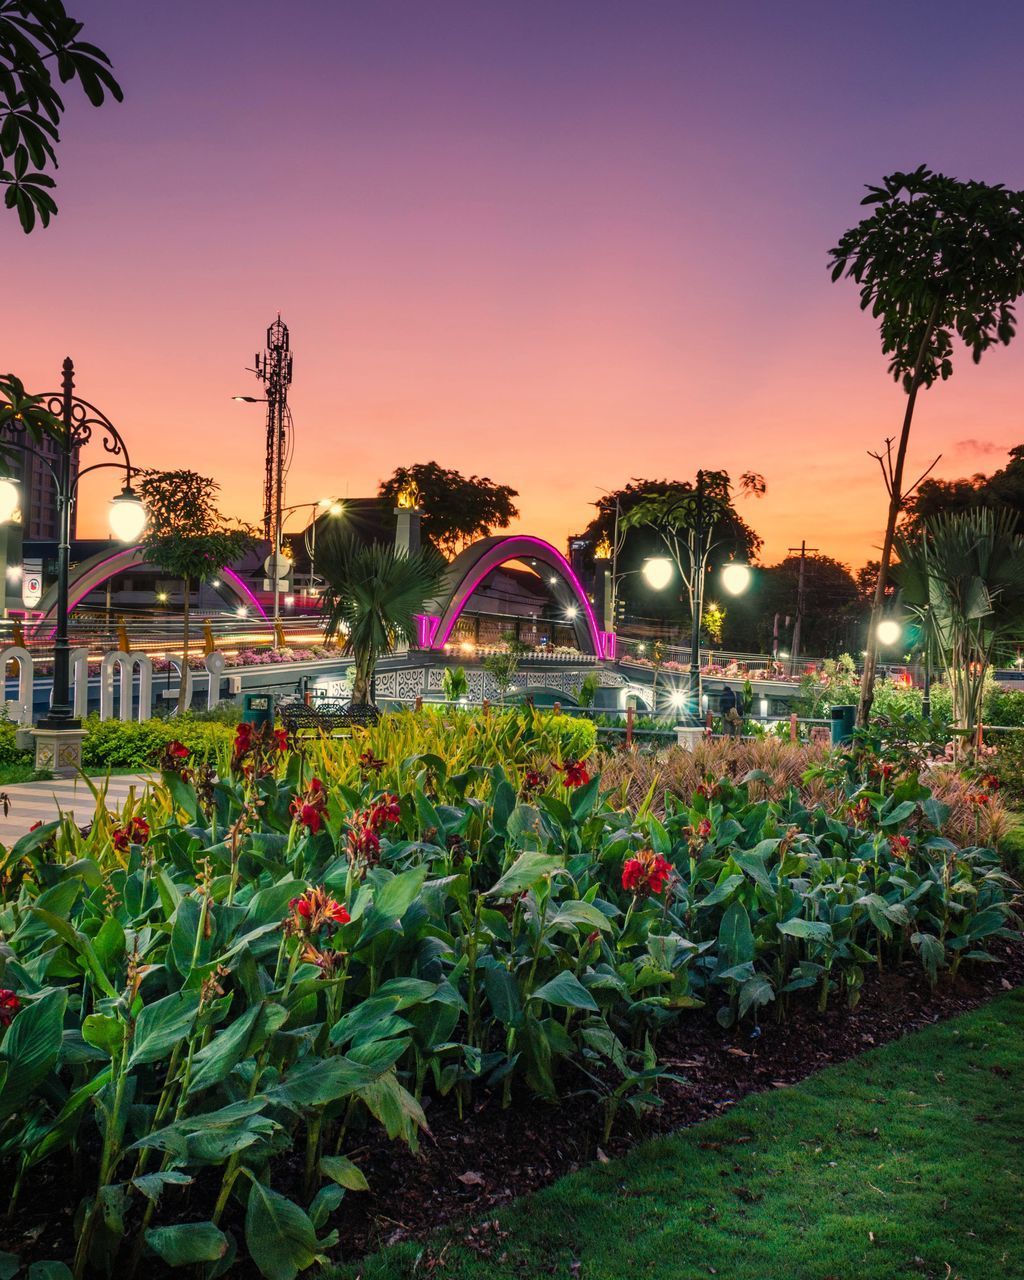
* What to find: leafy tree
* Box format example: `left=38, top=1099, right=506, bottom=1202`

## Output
left=901, top=447, right=1024, bottom=537
left=830, top=166, right=1024, bottom=725
left=139, top=471, right=256, bottom=711
left=317, top=529, right=446, bottom=705
left=1, top=1, right=122, bottom=232
left=619, top=470, right=766, bottom=632
left=894, top=508, right=1024, bottom=750
left=379, top=462, right=519, bottom=558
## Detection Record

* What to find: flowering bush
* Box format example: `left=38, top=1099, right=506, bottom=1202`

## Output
left=0, top=719, right=1016, bottom=1278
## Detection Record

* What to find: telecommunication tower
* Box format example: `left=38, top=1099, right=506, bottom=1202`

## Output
left=251, top=316, right=293, bottom=547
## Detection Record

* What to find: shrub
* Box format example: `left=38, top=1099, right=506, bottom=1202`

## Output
left=80, top=714, right=235, bottom=769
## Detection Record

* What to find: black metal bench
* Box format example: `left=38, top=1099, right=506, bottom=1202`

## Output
left=277, top=699, right=382, bottom=737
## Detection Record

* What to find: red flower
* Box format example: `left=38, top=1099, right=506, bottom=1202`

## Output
left=968, top=792, right=990, bottom=806
left=622, top=849, right=673, bottom=897
left=348, top=826, right=381, bottom=863
left=288, top=887, right=350, bottom=932
left=698, top=818, right=712, bottom=839
left=166, top=741, right=190, bottom=759
left=523, top=768, right=547, bottom=794
left=979, top=773, right=1000, bottom=792
left=28, top=820, right=42, bottom=832
left=274, top=728, right=289, bottom=752
left=0, top=989, right=21, bottom=1027
left=359, top=750, right=386, bottom=775
left=369, top=793, right=401, bottom=830
left=852, top=796, right=874, bottom=825
left=889, top=834, right=912, bottom=858
left=291, top=778, right=328, bottom=834
left=111, top=816, right=150, bottom=852
left=695, top=781, right=719, bottom=800
left=557, top=759, right=590, bottom=788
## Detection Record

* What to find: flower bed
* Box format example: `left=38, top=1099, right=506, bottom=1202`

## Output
left=0, top=722, right=1018, bottom=1277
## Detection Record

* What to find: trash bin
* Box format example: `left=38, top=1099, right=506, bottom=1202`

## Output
left=830, top=703, right=856, bottom=745
left=242, top=692, right=275, bottom=728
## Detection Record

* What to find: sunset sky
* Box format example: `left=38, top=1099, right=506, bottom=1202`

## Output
left=6, top=0, right=1024, bottom=571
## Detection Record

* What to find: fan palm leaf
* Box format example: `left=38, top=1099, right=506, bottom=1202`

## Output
left=317, top=529, right=446, bottom=705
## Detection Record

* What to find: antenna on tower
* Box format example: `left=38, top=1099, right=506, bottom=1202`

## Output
left=249, top=315, right=293, bottom=545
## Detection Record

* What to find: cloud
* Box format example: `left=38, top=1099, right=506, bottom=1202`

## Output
left=952, top=438, right=1009, bottom=458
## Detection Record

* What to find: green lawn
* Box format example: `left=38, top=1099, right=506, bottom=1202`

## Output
left=331, top=990, right=1024, bottom=1280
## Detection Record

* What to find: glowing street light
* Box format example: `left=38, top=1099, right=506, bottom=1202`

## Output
left=642, top=557, right=674, bottom=591
left=876, top=618, right=902, bottom=647
left=721, top=562, right=752, bottom=596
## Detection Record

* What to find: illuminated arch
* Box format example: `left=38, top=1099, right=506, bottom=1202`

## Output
left=29, top=545, right=267, bottom=637
left=423, top=535, right=610, bottom=658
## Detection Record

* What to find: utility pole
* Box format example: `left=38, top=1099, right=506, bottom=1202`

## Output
left=787, top=540, right=818, bottom=674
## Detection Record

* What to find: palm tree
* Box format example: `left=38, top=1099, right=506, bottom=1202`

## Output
left=893, top=508, right=1024, bottom=748
left=317, top=529, right=446, bottom=706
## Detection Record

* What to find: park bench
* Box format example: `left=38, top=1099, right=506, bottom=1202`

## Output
left=277, top=698, right=381, bottom=738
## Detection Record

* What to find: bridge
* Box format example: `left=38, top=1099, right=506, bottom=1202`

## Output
left=5, top=531, right=813, bottom=720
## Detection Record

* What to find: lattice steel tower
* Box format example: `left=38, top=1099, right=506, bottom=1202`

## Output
left=252, top=316, right=293, bottom=544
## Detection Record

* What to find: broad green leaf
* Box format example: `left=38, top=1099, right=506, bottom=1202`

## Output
left=530, top=970, right=599, bottom=1012
left=188, top=1001, right=287, bottom=1094
left=146, top=1221, right=229, bottom=1266
left=245, top=1180, right=320, bottom=1280
left=778, top=918, right=833, bottom=943
left=320, top=1155, right=370, bottom=1191
left=371, top=866, right=427, bottom=920
left=718, top=901, right=754, bottom=968
left=0, top=988, right=67, bottom=1117
left=487, top=851, right=562, bottom=897
left=128, top=992, right=200, bottom=1068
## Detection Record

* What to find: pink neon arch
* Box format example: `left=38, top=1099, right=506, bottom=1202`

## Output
left=29, top=545, right=268, bottom=637
left=429, top=535, right=604, bottom=656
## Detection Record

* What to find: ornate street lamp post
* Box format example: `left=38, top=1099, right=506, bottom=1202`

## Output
left=0, top=358, right=145, bottom=771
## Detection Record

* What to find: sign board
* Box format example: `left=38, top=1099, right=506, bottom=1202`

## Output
left=22, top=559, right=42, bottom=608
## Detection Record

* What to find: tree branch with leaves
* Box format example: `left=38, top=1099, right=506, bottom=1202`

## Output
left=138, top=470, right=257, bottom=712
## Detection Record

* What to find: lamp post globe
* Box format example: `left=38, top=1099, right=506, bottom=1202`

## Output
left=108, top=485, right=147, bottom=542
left=876, top=618, right=902, bottom=647
left=642, top=557, right=673, bottom=591
left=720, top=562, right=752, bottom=596
left=0, top=477, right=20, bottom=524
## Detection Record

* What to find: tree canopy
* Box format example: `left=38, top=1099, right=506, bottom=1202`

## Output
left=901, top=446, right=1024, bottom=537
left=379, top=462, right=519, bottom=559
left=139, top=470, right=257, bottom=710
left=1, top=0, right=122, bottom=232
left=830, top=165, right=1024, bottom=724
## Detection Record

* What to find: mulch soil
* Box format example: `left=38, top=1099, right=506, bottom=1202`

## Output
left=343, top=939, right=1024, bottom=1259
left=4, top=941, right=1022, bottom=1275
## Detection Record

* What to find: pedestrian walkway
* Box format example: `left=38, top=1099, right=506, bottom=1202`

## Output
left=0, top=773, right=154, bottom=844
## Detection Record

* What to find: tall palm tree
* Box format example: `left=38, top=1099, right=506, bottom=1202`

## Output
left=893, top=508, right=1024, bottom=747
left=317, top=529, right=446, bottom=706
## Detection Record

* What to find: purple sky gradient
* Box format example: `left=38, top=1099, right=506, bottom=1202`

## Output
left=6, top=0, right=1024, bottom=567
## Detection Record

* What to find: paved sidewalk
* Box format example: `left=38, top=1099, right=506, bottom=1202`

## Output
left=0, top=774, right=154, bottom=844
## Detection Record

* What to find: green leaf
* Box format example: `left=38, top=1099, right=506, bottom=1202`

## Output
left=372, top=866, right=427, bottom=920
left=82, top=1013, right=124, bottom=1058
left=27, top=1265, right=74, bottom=1280
left=718, top=901, right=754, bottom=968
left=268, top=1055, right=380, bottom=1108
left=188, top=1001, right=287, bottom=1094
left=146, top=1222, right=228, bottom=1267
left=319, top=1155, right=370, bottom=1191
left=244, top=1180, right=320, bottom=1280
left=0, top=1251, right=19, bottom=1280
left=778, top=918, right=833, bottom=944
left=128, top=992, right=201, bottom=1068
left=487, top=851, right=562, bottom=897
left=529, top=970, right=599, bottom=1012
left=482, top=962, right=522, bottom=1027
left=0, top=988, right=67, bottom=1117
left=132, top=1170, right=193, bottom=1203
